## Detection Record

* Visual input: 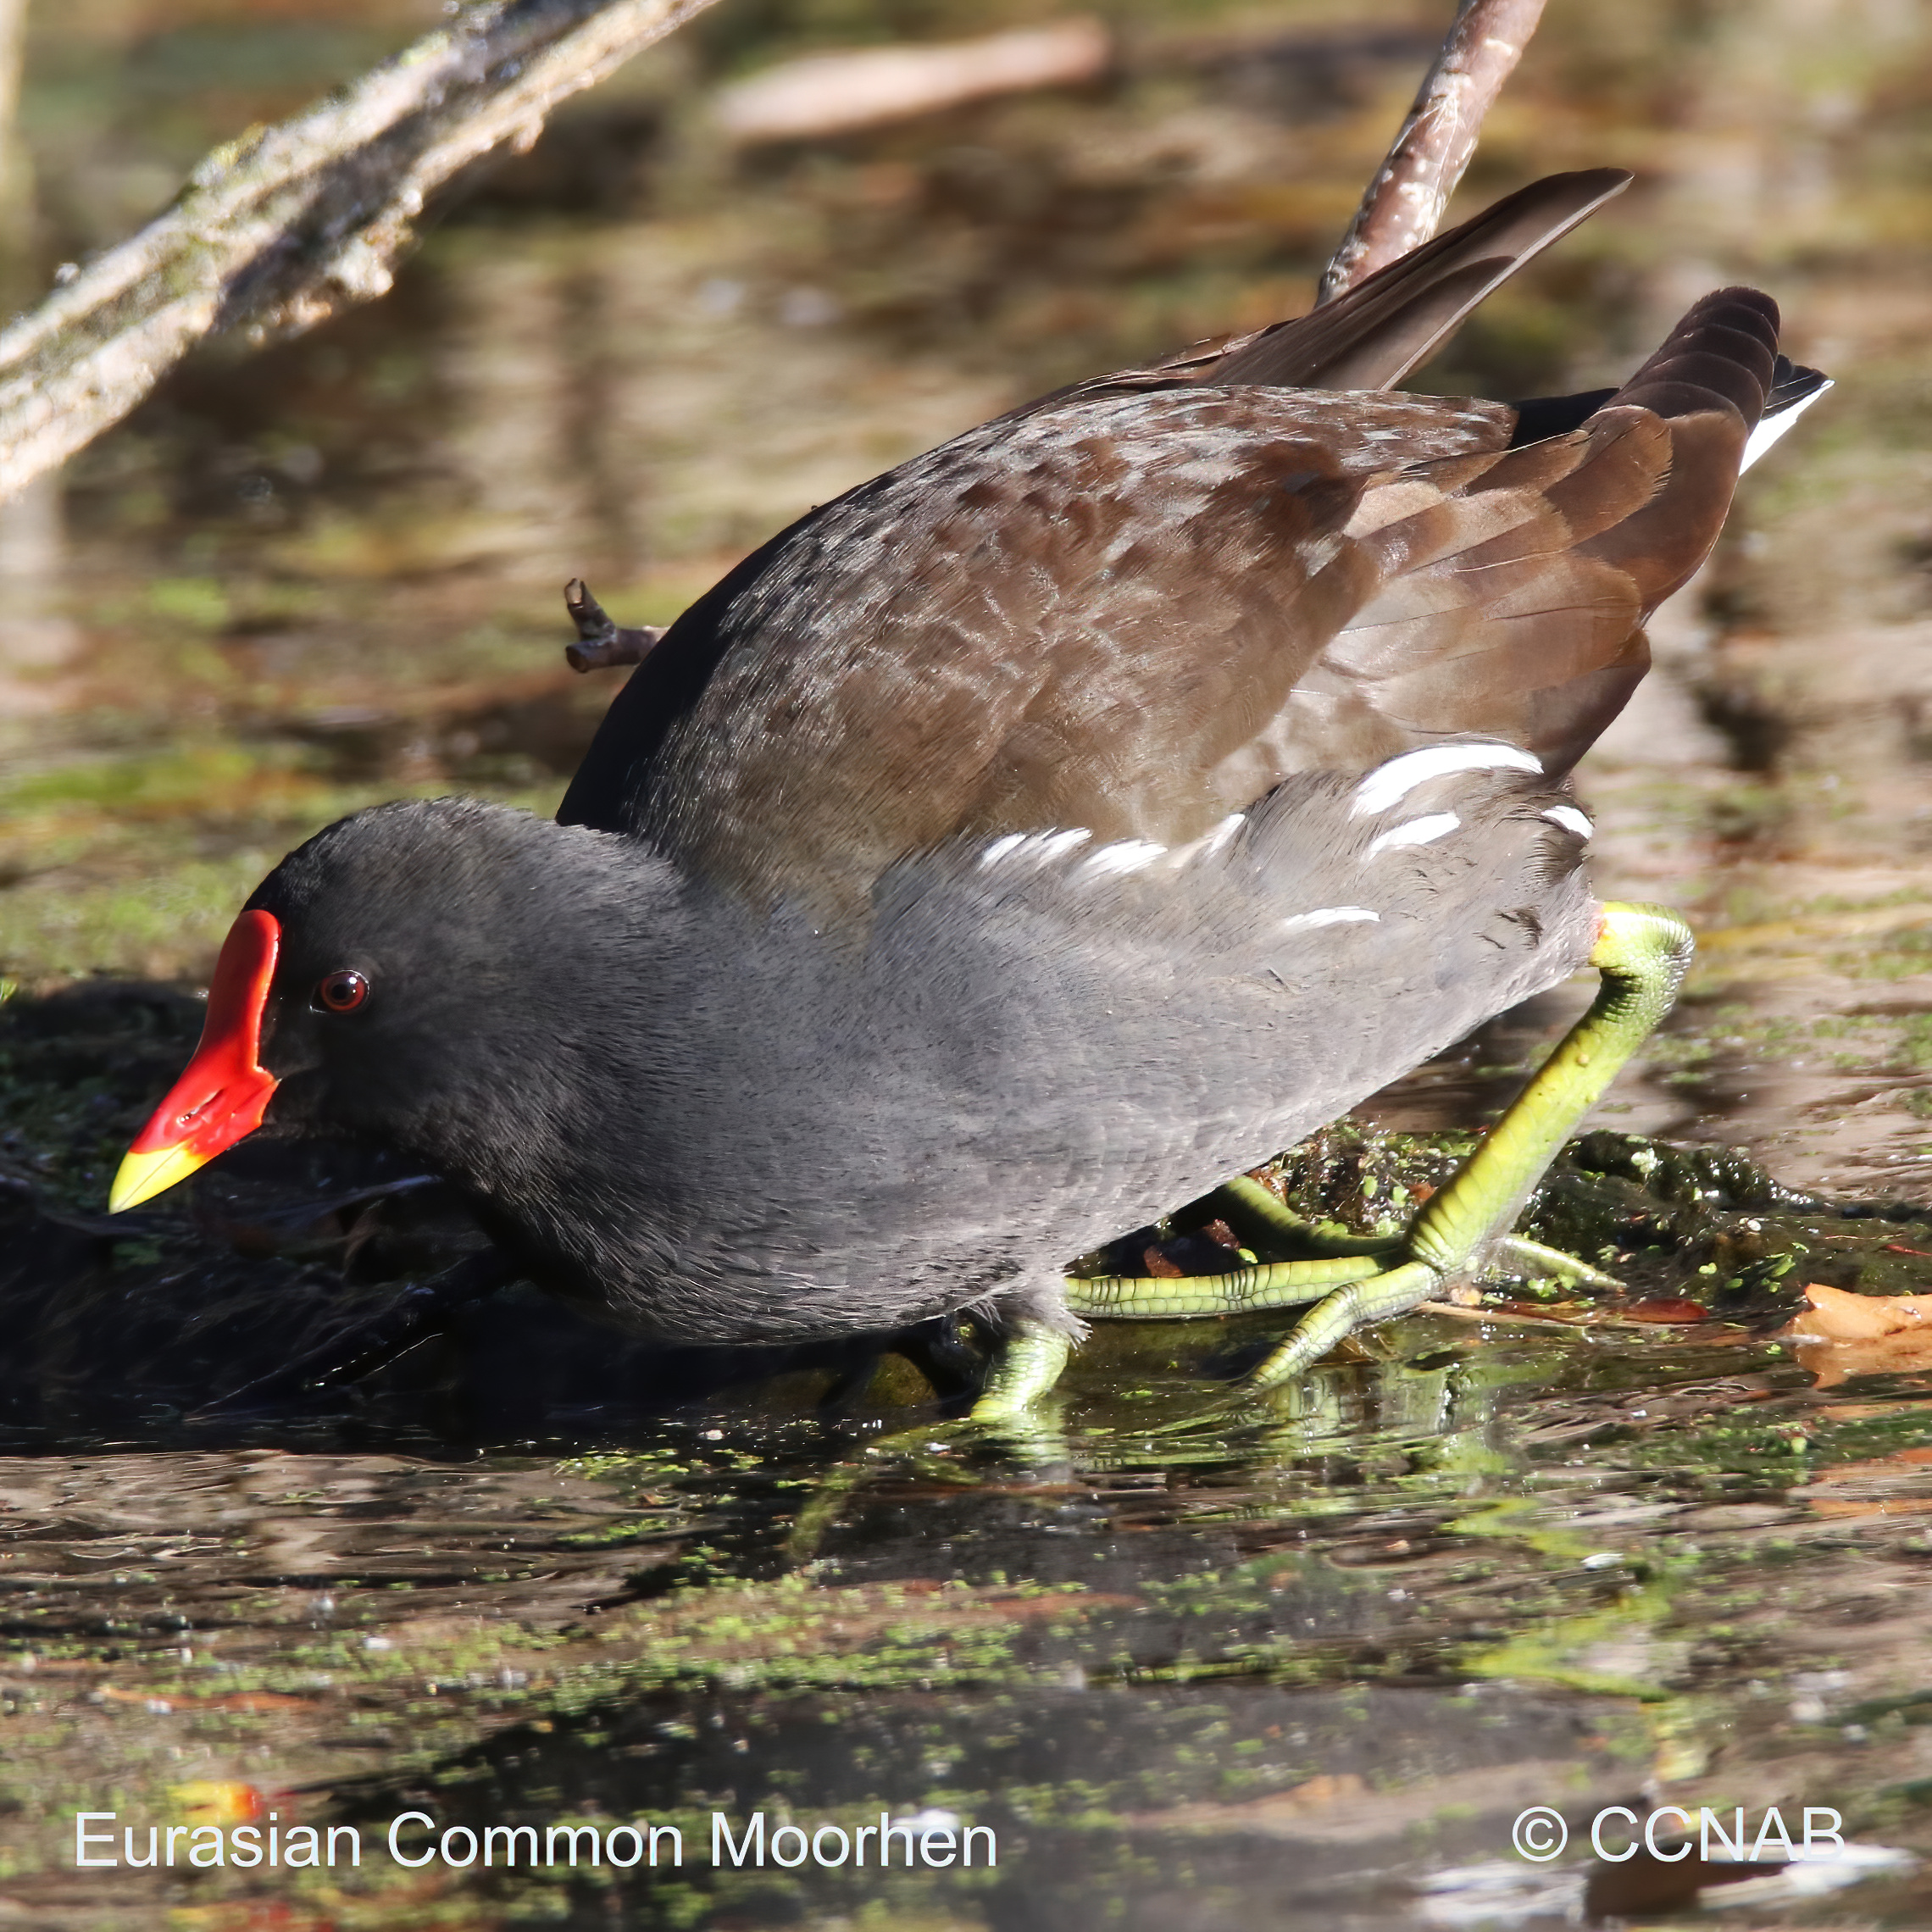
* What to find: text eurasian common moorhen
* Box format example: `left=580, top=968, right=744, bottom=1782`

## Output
left=111, top=171, right=1829, bottom=1416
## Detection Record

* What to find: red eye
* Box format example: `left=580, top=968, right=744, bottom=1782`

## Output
left=314, top=969, right=369, bottom=1014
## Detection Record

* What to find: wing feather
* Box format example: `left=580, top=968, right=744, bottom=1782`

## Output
left=558, top=227, right=1791, bottom=923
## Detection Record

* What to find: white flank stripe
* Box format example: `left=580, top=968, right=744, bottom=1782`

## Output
left=1281, top=907, right=1380, bottom=931
left=1035, top=828, right=1092, bottom=862
left=1163, top=813, right=1246, bottom=870
left=1365, top=811, right=1459, bottom=858
left=1199, top=812, right=1245, bottom=857
left=1078, top=839, right=1168, bottom=879
left=978, top=833, right=1027, bottom=869
left=1740, top=380, right=1831, bottom=474
left=1352, top=742, right=1541, bottom=817
left=1197, top=811, right=1244, bottom=858
left=1542, top=804, right=1593, bottom=839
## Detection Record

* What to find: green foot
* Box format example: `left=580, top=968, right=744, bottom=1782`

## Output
left=1067, top=902, right=1692, bottom=1407
left=1214, top=1174, right=1398, bottom=1258
left=1213, top=1177, right=1618, bottom=1291
left=1492, top=1233, right=1621, bottom=1292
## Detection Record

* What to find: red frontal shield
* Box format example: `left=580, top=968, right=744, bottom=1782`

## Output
left=109, top=909, right=282, bottom=1212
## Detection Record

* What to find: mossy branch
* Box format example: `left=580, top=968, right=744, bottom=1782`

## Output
left=0, top=0, right=724, bottom=504
left=1319, top=0, right=1548, bottom=303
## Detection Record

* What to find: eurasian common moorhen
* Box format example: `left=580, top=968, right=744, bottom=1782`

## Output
left=111, top=170, right=1828, bottom=1417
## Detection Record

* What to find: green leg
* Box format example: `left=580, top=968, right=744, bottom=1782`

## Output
left=969, top=1318, right=1074, bottom=1423
left=1053, top=903, right=1690, bottom=1402
left=1234, top=902, right=1690, bottom=1393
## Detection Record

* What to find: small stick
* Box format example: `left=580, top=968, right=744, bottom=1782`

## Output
left=1419, top=1298, right=1580, bottom=1330
left=1418, top=1300, right=1733, bottom=1335
left=563, top=578, right=664, bottom=672
left=1319, top=0, right=1548, bottom=303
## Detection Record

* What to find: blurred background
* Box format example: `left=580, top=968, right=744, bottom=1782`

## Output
left=1, top=0, right=1929, bottom=1201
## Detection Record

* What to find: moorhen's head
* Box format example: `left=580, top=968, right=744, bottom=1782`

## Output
left=109, top=798, right=674, bottom=1211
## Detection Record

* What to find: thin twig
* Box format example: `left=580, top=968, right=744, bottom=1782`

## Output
left=0, top=0, right=727, bottom=505
left=1418, top=1300, right=1733, bottom=1335
left=1319, top=0, right=1547, bottom=303
left=564, top=578, right=664, bottom=672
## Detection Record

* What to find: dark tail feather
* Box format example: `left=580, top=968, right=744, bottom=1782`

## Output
left=1741, top=353, right=1832, bottom=471
left=1572, top=287, right=1796, bottom=606
left=1608, top=285, right=1780, bottom=425
left=1508, top=340, right=1828, bottom=456
left=1768, top=353, right=1830, bottom=414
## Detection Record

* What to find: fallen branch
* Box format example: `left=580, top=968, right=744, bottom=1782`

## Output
left=1319, top=0, right=1547, bottom=302
left=0, top=0, right=727, bottom=506
left=713, top=19, right=1112, bottom=145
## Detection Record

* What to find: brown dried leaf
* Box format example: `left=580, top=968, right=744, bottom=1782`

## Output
left=1781, top=1281, right=1932, bottom=1341
left=1621, top=1297, right=1710, bottom=1324
left=1782, top=1282, right=1932, bottom=1387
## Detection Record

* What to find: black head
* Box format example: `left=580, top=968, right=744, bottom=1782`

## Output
left=111, top=798, right=680, bottom=1210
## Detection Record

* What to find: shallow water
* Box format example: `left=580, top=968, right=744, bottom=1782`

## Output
left=4, top=0, right=1932, bottom=1924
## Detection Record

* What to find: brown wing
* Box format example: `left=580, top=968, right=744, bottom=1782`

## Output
left=1274, top=288, right=1780, bottom=776
left=560, top=290, right=1780, bottom=918
left=559, top=169, right=1639, bottom=881
left=560, top=391, right=1507, bottom=907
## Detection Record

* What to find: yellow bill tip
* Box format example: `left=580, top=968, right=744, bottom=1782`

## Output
left=108, top=1142, right=210, bottom=1213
